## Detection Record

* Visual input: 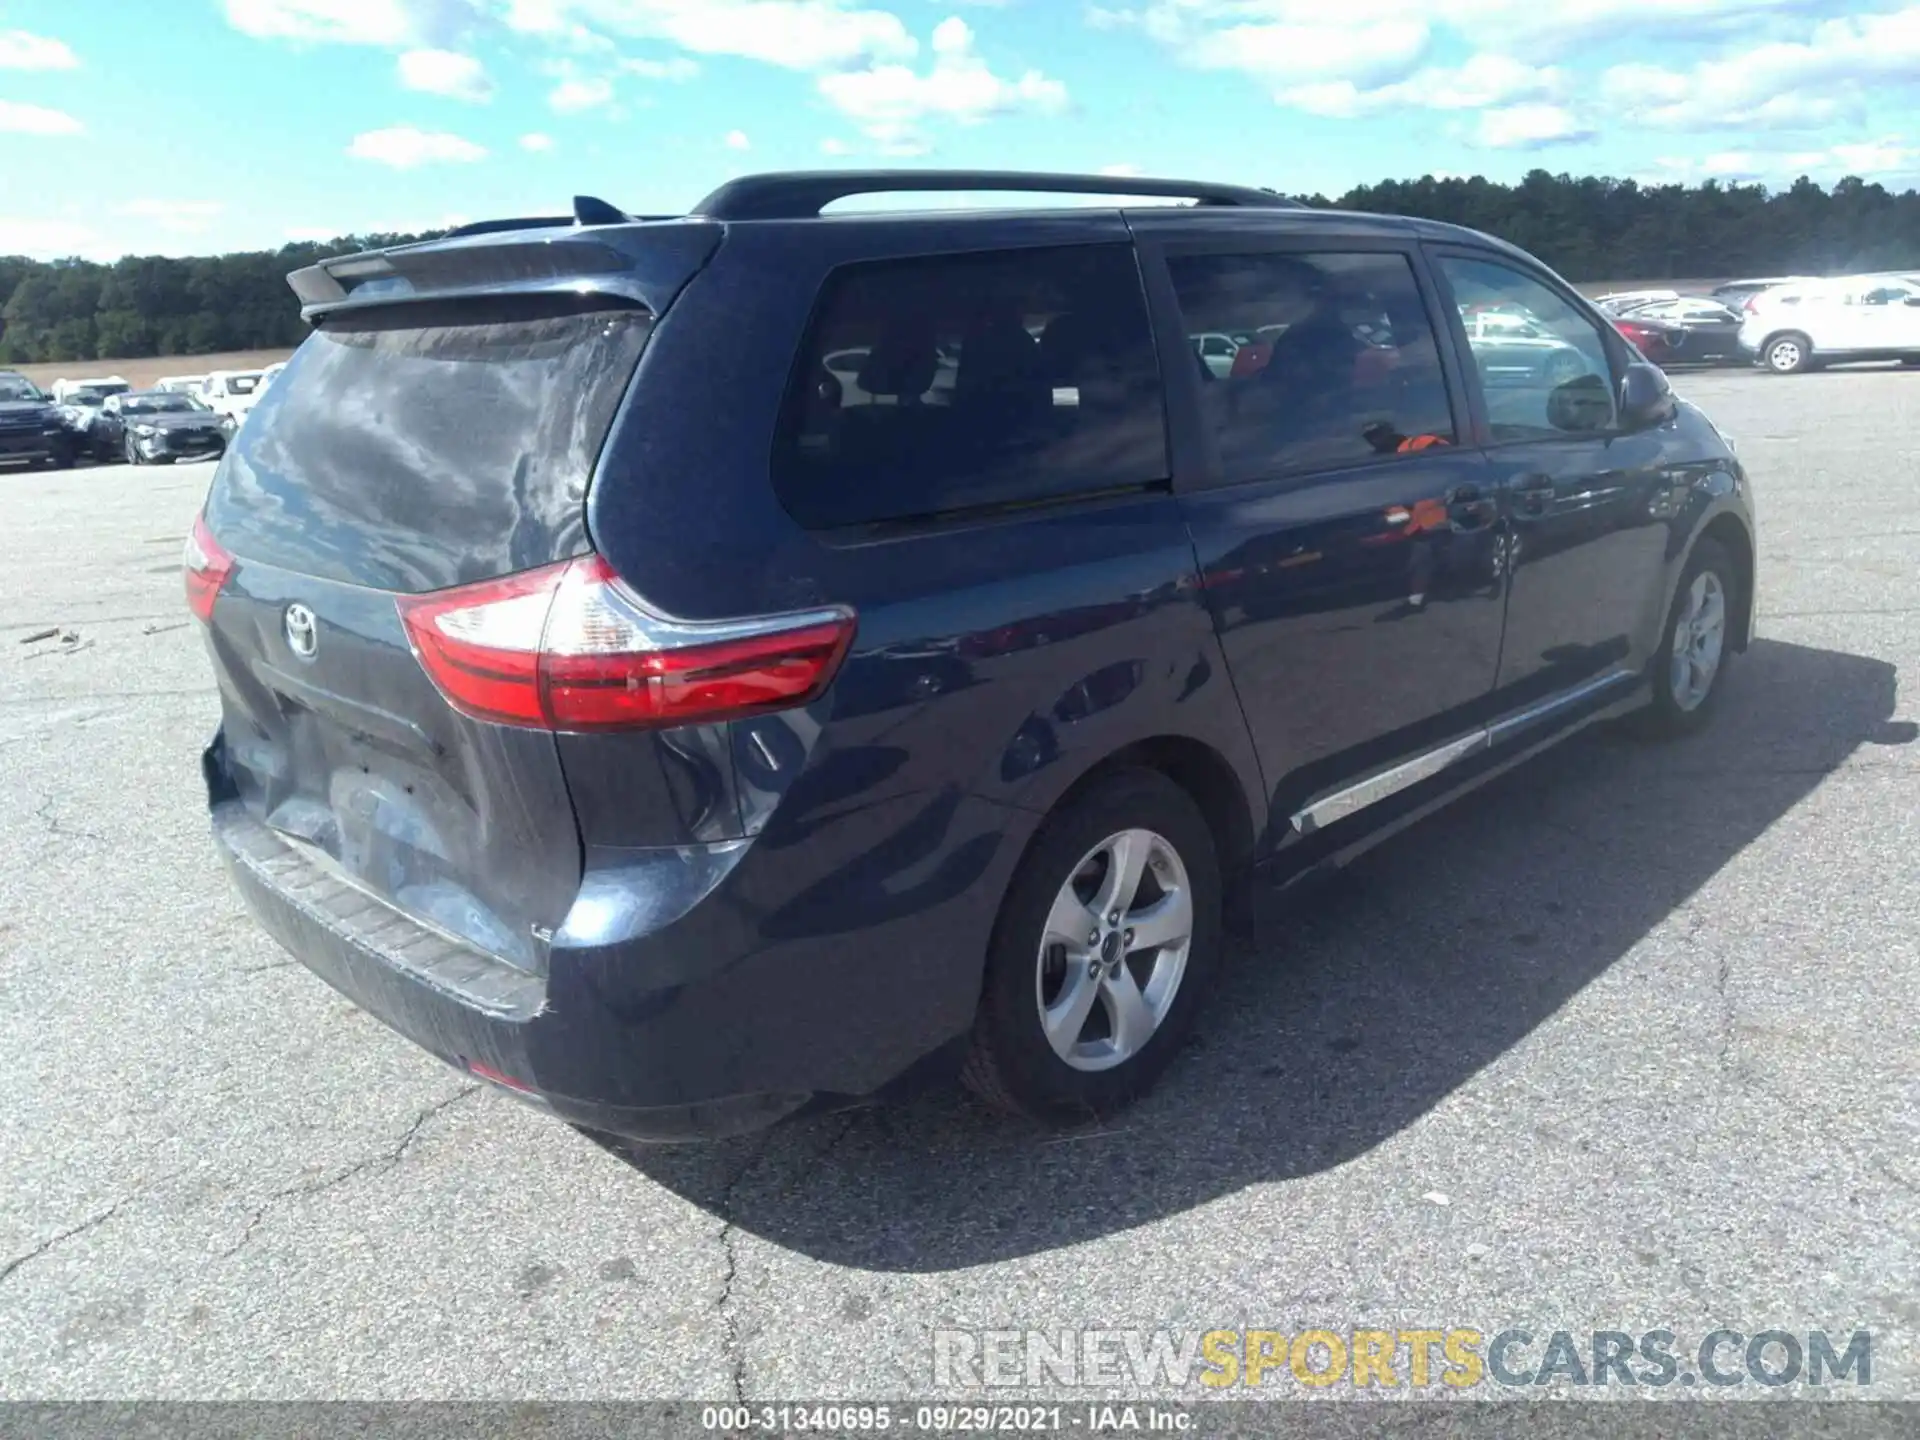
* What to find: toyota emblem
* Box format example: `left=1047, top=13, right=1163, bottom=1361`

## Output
left=284, top=603, right=319, bottom=660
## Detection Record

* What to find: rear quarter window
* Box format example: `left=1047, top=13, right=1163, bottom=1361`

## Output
left=772, top=243, right=1168, bottom=529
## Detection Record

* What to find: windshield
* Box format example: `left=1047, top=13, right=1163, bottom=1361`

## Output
left=0, top=379, right=46, bottom=402
left=123, top=394, right=202, bottom=415
left=65, top=389, right=107, bottom=406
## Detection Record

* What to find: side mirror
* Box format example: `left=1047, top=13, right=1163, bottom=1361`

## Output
left=1619, top=362, right=1676, bottom=429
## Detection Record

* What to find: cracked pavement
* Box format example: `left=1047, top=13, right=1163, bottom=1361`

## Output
left=2, top=372, right=1918, bottom=1400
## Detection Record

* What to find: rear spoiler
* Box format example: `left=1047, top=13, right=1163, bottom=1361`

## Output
left=287, top=214, right=721, bottom=323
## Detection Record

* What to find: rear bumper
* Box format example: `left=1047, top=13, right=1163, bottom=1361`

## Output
left=206, top=734, right=991, bottom=1141
left=214, top=800, right=822, bottom=1139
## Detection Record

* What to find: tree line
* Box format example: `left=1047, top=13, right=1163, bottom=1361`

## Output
left=4, top=169, right=1920, bottom=364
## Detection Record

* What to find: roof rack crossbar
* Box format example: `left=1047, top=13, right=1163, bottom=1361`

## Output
left=691, top=170, right=1298, bottom=221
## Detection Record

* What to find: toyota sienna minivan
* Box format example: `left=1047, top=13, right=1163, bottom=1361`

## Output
left=190, top=171, right=1756, bottom=1140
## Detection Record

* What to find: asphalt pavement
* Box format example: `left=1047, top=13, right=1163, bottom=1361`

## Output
left=1, top=370, right=1917, bottom=1402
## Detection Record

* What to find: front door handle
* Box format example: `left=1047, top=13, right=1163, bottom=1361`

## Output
left=1509, top=473, right=1556, bottom=518
left=1445, top=483, right=1499, bottom=532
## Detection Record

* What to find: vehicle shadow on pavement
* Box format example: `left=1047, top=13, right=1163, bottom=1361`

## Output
left=608, top=637, right=1909, bottom=1271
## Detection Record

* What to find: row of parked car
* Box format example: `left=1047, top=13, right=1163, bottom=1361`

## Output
left=0, top=362, right=283, bottom=470
left=1596, top=272, right=1920, bottom=374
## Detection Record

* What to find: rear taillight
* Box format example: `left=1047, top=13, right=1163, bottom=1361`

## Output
left=396, top=556, right=857, bottom=732
left=183, top=514, right=234, bottom=622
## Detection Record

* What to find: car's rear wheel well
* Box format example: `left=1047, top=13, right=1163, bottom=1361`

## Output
left=1698, top=514, right=1754, bottom=651
left=1051, top=736, right=1258, bottom=875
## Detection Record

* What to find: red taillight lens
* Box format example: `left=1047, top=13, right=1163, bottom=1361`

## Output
left=396, top=556, right=857, bottom=732
left=183, top=514, right=234, bottom=622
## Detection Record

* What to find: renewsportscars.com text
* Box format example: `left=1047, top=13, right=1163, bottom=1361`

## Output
left=932, top=1327, right=1872, bottom=1391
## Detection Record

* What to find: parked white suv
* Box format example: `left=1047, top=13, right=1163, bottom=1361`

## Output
left=1740, top=275, right=1920, bottom=373
left=201, top=370, right=266, bottom=430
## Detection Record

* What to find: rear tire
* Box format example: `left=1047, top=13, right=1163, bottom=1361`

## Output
left=123, top=433, right=142, bottom=466
left=1764, top=333, right=1813, bottom=374
left=1631, top=537, right=1736, bottom=740
left=961, top=768, right=1221, bottom=1124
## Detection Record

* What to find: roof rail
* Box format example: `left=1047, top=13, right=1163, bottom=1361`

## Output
left=690, top=170, right=1298, bottom=221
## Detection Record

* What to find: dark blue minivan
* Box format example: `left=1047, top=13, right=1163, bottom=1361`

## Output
left=190, top=172, right=1756, bottom=1139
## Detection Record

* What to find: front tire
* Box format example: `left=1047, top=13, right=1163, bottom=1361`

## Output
left=123, top=433, right=142, bottom=465
left=962, top=768, right=1222, bottom=1123
left=1632, top=537, right=1736, bottom=739
left=1764, top=333, right=1813, bottom=374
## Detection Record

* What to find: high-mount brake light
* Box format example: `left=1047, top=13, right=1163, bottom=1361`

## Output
left=184, top=514, right=234, bottom=623
left=396, top=556, right=856, bottom=732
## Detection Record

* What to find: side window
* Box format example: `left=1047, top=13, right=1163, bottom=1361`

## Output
left=1437, top=255, right=1617, bottom=442
left=1167, top=250, right=1456, bottom=481
left=772, top=244, right=1167, bottom=529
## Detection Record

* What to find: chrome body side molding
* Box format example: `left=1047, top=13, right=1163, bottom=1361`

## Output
left=1291, top=668, right=1636, bottom=835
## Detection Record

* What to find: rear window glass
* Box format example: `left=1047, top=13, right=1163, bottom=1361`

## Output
left=773, top=244, right=1168, bottom=529
left=208, top=304, right=650, bottom=593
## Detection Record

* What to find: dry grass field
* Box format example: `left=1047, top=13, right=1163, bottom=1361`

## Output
left=5, top=348, right=297, bottom=392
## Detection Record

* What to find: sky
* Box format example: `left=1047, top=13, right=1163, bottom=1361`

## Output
left=1, top=0, right=1918, bottom=261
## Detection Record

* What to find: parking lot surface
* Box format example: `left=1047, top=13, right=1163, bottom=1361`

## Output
left=2, top=370, right=1917, bottom=1401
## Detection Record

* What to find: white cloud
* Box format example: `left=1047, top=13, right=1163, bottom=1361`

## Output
left=819, top=16, right=1067, bottom=153
left=505, top=0, right=915, bottom=70
left=0, top=217, right=105, bottom=257
left=1652, top=135, right=1919, bottom=184
left=117, top=200, right=226, bottom=235
left=0, top=30, right=79, bottom=69
left=1097, top=0, right=1826, bottom=66
left=623, top=54, right=699, bottom=79
left=548, top=75, right=614, bottom=110
left=1472, top=102, right=1594, bottom=149
left=223, top=0, right=474, bottom=46
left=820, top=136, right=852, bottom=154
left=0, top=99, right=83, bottom=135
left=1185, top=16, right=1430, bottom=90
left=520, top=130, right=556, bottom=150
left=1283, top=52, right=1563, bottom=118
left=346, top=125, right=487, bottom=166
left=1602, top=6, right=1920, bottom=132
left=725, top=128, right=752, bottom=149
left=398, top=48, right=494, bottom=100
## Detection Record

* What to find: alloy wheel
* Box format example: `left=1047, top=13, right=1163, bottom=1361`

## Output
left=1035, top=828, right=1192, bottom=1073
left=1670, top=570, right=1727, bottom=712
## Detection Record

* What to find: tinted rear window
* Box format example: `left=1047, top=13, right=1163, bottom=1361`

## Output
left=207, top=303, right=650, bottom=593
left=773, top=243, right=1168, bottom=529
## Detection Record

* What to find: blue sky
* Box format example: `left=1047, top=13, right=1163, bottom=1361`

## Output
left=2, top=0, right=1917, bottom=260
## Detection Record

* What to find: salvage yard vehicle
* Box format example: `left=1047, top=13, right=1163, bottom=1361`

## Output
left=1739, top=274, right=1920, bottom=373
left=1461, top=308, right=1593, bottom=383
left=188, top=171, right=1757, bottom=1140
left=0, top=372, right=73, bottom=469
left=92, top=390, right=228, bottom=465
left=1612, top=296, right=1745, bottom=366
left=200, top=369, right=266, bottom=431
left=154, top=374, right=208, bottom=395
left=52, top=375, right=130, bottom=403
